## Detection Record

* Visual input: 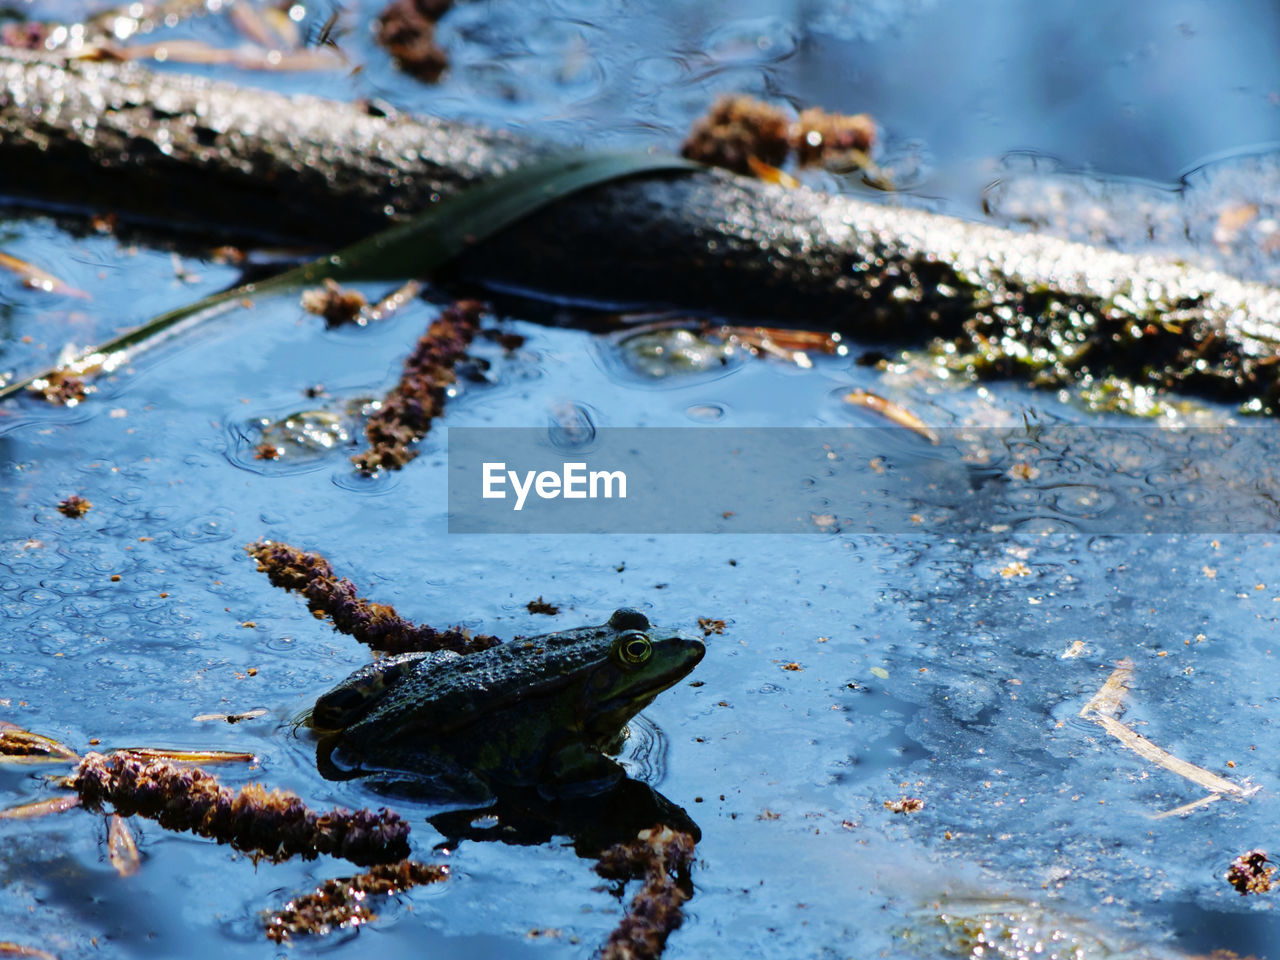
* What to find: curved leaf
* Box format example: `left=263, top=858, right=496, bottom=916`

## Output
left=0, top=151, right=703, bottom=403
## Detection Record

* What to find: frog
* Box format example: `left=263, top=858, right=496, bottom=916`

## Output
left=307, top=608, right=705, bottom=799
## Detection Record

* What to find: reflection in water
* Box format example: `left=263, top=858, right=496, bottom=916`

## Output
left=312, top=726, right=700, bottom=859
left=313, top=728, right=701, bottom=951
left=427, top=776, right=700, bottom=860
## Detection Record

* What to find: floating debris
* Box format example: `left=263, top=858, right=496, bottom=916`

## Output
left=526, top=597, right=559, bottom=615
left=1095, top=712, right=1242, bottom=798
left=0, top=941, right=58, bottom=960
left=1078, top=660, right=1254, bottom=813
left=191, top=709, right=270, bottom=725
left=0, top=722, right=81, bottom=764
left=363, top=280, right=423, bottom=324
left=107, top=814, right=141, bottom=877
left=745, top=156, right=800, bottom=188
left=246, top=540, right=499, bottom=655
left=596, top=825, right=696, bottom=960
left=1078, top=658, right=1132, bottom=719
left=301, top=278, right=368, bottom=327
left=1153, top=794, right=1226, bottom=819
left=377, top=0, right=452, bottom=83
left=1092, top=709, right=1243, bottom=796
left=300, top=278, right=421, bottom=327
left=254, top=408, right=351, bottom=460
left=263, top=859, right=450, bottom=942
left=19, top=335, right=133, bottom=406
left=844, top=390, right=940, bottom=444
left=56, top=495, right=93, bottom=518
left=33, top=371, right=91, bottom=407
left=793, top=107, right=876, bottom=167
left=884, top=796, right=925, bottom=814
left=353, top=300, right=484, bottom=472
left=315, top=8, right=342, bottom=48
left=696, top=618, right=725, bottom=636
left=596, top=825, right=694, bottom=881
left=1227, top=849, right=1275, bottom=895
left=0, top=795, right=82, bottom=820
left=681, top=96, right=790, bottom=176
left=115, top=747, right=257, bottom=764
left=682, top=95, right=879, bottom=181
left=717, top=325, right=844, bottom=367
left=72, top=752, right=411, bottom=866
left=0, top=250, right=90, bottom=298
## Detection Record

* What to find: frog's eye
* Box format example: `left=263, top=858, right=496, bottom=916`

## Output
left=610, top=608, right=651, bottom=631
left=616, top=631, right=653, bottom=666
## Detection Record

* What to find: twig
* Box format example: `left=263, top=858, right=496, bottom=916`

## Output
left=1077, top=658, right=1131, bottom=718
left=1079, top=660, right=1253, bottom=806
left=0, top=795, right=82, bottom=819
left=1091, top=713, right=1246, bottom=797
left=1152, top=793, right=1223, bottom=820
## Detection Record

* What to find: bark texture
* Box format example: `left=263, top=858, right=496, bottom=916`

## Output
left=3, top=47, right=1280, bottom=401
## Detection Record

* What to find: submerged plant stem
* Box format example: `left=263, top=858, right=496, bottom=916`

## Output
left=246, top=540, right=500, bottom=654
left=73, top=751, right=411, bottom=865
left=354, top=299, right=483, bottom=472
left=596, top=825, right=696, bottom=960
left=263, top=859, right=450, bottom=942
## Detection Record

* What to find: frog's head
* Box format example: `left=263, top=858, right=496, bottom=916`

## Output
left=576, top=608, right=705, bottom=745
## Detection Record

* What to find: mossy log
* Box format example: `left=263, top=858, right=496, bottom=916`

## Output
left=3, top=46, right=1280, bottom=403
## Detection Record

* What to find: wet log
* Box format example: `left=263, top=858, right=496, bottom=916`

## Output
left=3, top=46, right=1280, bottom=403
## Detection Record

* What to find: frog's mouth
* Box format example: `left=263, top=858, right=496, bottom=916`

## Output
left=581, top=635, right=705, bottom=739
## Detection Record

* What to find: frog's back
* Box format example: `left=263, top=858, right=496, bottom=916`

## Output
left=310, top=650, right=456, bottom=731
left=345, top=625, right=614, bottom=740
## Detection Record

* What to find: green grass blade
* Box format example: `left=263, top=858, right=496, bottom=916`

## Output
left=0, top=151, right=703, bottom=403
left=322, top=151, right=704, bottom=282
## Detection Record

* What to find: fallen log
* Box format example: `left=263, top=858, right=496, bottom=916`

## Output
left=3, top=46, right=1280, bottom=405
